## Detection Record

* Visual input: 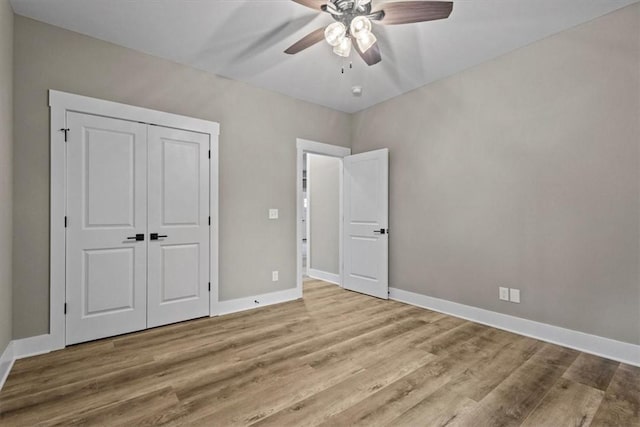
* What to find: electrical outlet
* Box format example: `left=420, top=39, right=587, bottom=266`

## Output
left=510, top=288, right=521, bottom=303
left=499, top=287, right=509, bottom=301
left=272, top=271, right=279, bottom=282
left=269, top=209, right=279, bottom=219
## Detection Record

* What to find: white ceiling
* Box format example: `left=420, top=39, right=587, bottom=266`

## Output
left=10, top=0, right=638, bottom=113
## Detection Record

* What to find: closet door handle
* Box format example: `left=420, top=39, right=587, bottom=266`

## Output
left=126, top=234, right=145, bottom=241
left=150, top=233, right=168, bottom=240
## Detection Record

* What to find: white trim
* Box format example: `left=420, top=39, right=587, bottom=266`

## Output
left=12, top=334, right=52, bottom=359
left=49, top=90, right=220, bottom=349
left=209, top=130, right=220, bottom=317
left=305, top=154, right=311, bottom=276
left=308, top=269, right=341, bottom=285
left=296, top=139, right=350, bottom=298
left=49, top=95, right=66, bottom=351
left=0, top=341, right=14, bottom=391
left=49, top=91, right=220, bottom=136
left=211, top=287, right=301, bottom=316
left=390, top=287, right=640, bottom=367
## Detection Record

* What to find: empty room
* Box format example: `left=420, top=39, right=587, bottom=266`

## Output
left=0, top=0, right=638, bottom=425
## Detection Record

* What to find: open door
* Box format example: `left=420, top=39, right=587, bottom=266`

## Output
left=343, top=149, right=389, bottom=299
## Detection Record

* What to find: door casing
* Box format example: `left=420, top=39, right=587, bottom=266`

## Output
left=50, top=90, right=220, bottom=351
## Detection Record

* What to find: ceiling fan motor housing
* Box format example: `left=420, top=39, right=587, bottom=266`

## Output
left=324, top=0, right=384, bottom=32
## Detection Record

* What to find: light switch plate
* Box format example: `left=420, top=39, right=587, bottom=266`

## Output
left=510, top=288, right=521, bottom=303
left=272, top=271, right=279, bottom=281
left=499, top=287, right=509, bottom=301
left=269, top=209, right=279, bottom=219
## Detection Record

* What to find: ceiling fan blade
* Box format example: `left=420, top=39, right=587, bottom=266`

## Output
left=374, top=1, right=453, bottom=25
left=284, top=28, right=326, bottom=54
left=291, top=0, right=327, bottom=11
left=355, top=41, right=382, bottom=66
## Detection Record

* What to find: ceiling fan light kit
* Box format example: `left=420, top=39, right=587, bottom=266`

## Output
left=333, top=37, right=353, bottom=57
left=350, top=15, right=372, bottom=39
left=325, top=14, right=375, bottom=56
left=287, top=0, right=454, bottom=66
left=325, top=22, right=347, bottom=46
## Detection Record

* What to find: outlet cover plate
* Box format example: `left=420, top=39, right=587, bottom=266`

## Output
left=499, top=287, right=509, bottom=301
left=272, top=270, right=279, bottom=281
left=269, top=209, right=279, bottom=219
left=510, top=288, right=521, bottom=303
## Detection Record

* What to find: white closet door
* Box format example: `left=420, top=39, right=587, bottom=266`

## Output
left=66, top=112, right=148, bottom=345
left=343, top=149, right=389, bottom=299
left=147, top=126, right=210, bottom=328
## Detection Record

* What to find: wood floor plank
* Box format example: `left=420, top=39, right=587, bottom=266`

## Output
left=444, top=331, right=543, bottom=402
left=169, top=303, right=421, bottom=402
left=300, top=317, right=429, bottom=369
left=250, top=349, right=435, bottom=426
left=319, top=327, right=520, bottom=426
left=389, top=386, right=477, bottom=427
left=416, top=321, right=487, bottom=355
left=449, top=344, right=580, bottom=427
left=174, top=357, right=364, bottom=425
left=562, top=353, right=619, bottom=391
left=48, top=386, right=180, bottom=427
left=521, top=377, right=604, bottom=427
left=0, top=280, right=631, bottom=427
left=1, top=343, right=157, bottom=399
left=590, top=363, right=640, bottom=427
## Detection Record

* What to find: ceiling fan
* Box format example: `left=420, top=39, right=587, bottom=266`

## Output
left=284, top=0, right=454, bottom=66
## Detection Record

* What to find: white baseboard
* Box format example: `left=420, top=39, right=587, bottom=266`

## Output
left=0, top=334, right=53, bottom=391
left=390, top=287, right=640, bottom=367
left=307, top=269, right=341, bottom=285
left=13, top=334, right=53, bottom=359
left=212, top=287, right=302, bottom=317
left=0, top=341, right=15, bottom=391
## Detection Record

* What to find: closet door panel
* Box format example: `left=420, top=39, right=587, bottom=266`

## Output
left=65, top=112, right=148, bottom=345
left=147, top=126, right=210, bottom=328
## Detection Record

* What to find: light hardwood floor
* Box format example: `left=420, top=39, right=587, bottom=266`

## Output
left=1, top=279, right=638, bottom=426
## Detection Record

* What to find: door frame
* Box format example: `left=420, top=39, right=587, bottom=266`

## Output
left=296, top=139, right=351, bottom=295
left=49, top=90, right=220, bottom=351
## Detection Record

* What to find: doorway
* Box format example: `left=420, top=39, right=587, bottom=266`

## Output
left=296, top=139, right=390, bottom=301
left=296, top=139, right=351, bottom=295
left=305, top=153, right=342, bottom=284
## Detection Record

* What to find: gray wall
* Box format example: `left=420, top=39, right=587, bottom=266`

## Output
left=12, top=16, right=351, bottom=339
left=0, top=0, right=13, bottom=352
left=308, top=154, right=340, bottom=275
left=352, top=4, right=640, bottom=345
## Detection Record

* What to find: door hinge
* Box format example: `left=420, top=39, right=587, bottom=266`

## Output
left=208, top=216, right=211, bottom=226
left=208, top=150, right=210, bottom=159
left=60, top=128, right=70, bottom=142
left=64, top=216, right=68, bottom=228
left=64, top=303, right=67, bottom=315
left=208, top=282, right=211, bottom=292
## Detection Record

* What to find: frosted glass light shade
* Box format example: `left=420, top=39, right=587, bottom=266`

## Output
left=324, top=22, right=346, bottom=46
left=356, top=31, right=377, bottom=53
left=350, top=16, right=372, bottom=40
left=333, top=37, right=352, bottom=57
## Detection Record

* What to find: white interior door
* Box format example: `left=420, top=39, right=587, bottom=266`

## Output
left=147, top=126, right=210, bottom=328
left=66, top=112, right=148, bottom=345
left=343, top=149, right=389, bottom=299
